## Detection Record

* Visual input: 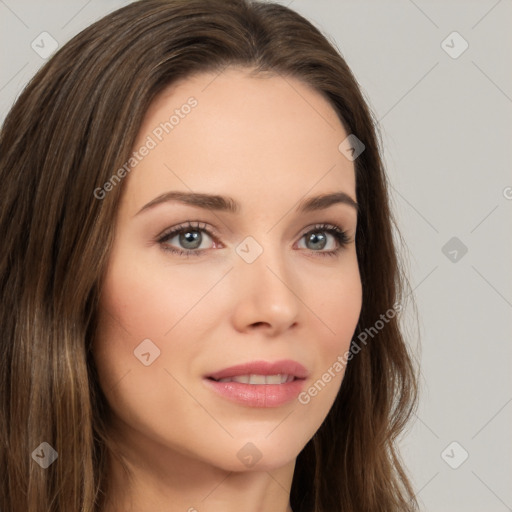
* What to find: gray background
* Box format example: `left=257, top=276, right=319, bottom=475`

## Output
left=1, top=1, right=511, bottom=510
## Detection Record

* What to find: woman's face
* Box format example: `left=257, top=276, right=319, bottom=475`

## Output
left=93, top=67, right=362, bottom=473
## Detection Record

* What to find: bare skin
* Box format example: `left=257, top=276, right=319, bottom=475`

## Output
left=93, top=67, right=362, bottom=512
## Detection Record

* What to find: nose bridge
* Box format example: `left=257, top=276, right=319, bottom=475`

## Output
left=232, top=232, right=301, bottom=332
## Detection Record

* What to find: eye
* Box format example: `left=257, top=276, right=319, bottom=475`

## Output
left=157, top=221, right=217, bottom=257
left=297, top=223, right=351, bottom=258
left=156, top=221, right=352, bottom=258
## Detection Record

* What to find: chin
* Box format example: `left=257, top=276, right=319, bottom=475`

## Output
left=220, top=434, right=308, bottom=472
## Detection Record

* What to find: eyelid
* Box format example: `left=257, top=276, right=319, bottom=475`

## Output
left=298, top=222, right=352, bottom=242
left=157, top=221, right=221, bottom=243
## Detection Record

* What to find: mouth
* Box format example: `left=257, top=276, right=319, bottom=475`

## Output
left=207, top=374, right=300, bottom=384
left=205, top=359, right=309, bottom=382
left=203, top=360, right=308, bottom=407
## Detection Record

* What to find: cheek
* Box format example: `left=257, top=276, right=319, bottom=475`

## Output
left=297, top=260, right=362, bottom=411
left=92, top=244, right=232, bottom=410
left=97, top=249, right=214, bottom=340
left=310, top=257, right=362, bottom=351
left=92, top=251, right=195, bottom=394
left=330, top=278, right=362, bottom=350
left=92, top=255, right=207, bottom=445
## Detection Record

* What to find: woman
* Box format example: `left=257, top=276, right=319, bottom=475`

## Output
left=0, top=0, right=419, bottom=510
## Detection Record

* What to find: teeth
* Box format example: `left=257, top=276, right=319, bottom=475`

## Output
left=264, top=374, right=283, bottom=385
left=233, top=375, right=250, bottom=384
left=216, top=374, right=292, bottom=384
left=249, top=374, right=266, bottom=384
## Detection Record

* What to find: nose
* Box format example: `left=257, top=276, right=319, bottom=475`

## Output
left=230, top=243, right=301, bottom=336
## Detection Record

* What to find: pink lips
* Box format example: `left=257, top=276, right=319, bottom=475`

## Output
left=206, top=359, right=309, bottom=381
left=203, top=359, right=308, bottom=408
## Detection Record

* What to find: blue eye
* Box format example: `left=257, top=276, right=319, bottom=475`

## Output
left=157, top=221, right=215, bottom=257
left=157, top=221, right=351, bottom=258
left=298, top=224, right=351, bottom=258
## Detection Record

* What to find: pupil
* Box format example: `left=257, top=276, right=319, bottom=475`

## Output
left=180, top=231, right=201, bottom=249
left=308, top=232, right=326, bottom=250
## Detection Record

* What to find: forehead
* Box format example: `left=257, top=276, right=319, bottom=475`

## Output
left=122, top=67, right=356, bottom=214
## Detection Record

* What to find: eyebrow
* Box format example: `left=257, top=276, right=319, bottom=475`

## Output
left=136, top=190, right=358, bottom=216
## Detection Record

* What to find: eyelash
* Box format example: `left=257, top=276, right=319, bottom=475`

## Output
left=156, top=221, right=351, bottom=258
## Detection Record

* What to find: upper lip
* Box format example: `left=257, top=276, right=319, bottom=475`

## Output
left=206, top=359, right=309, bottom=381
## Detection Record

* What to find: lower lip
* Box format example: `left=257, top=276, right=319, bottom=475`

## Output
left=203, top=378, right=306, bottom=408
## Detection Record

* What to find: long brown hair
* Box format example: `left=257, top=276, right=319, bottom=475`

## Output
left=0, top=1, right=419, bottom=510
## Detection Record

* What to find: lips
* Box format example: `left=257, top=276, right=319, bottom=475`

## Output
left=205, top=359, right=309, bottom=382
left=203, top=359, right=309, bottom=407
